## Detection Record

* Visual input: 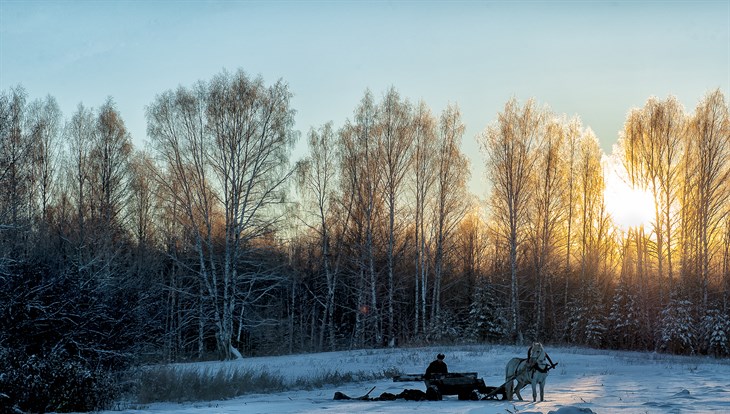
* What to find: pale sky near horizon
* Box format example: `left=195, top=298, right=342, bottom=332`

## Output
left=1, top=0, right=728, bottom=196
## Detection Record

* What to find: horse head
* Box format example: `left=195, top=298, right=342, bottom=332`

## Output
left=529, top=342, right=547, bottom=365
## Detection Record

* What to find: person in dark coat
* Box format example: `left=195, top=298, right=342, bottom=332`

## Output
left=425, top=353, right=448, bottom=379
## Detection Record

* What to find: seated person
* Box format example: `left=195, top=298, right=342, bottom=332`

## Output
left=425, top=353, right=448, bottom=379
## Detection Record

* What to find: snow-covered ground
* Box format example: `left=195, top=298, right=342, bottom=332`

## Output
left=108, top=345, right=730, bottom=414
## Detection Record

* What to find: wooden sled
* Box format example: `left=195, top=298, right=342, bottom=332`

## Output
left=393, top=372, right=506, bottom=401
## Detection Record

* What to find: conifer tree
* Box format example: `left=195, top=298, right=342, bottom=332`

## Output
left=659, top=297, right=696, bottom=354
left=700, top=308, right=729, bottom=356
left=468, top=283, right=508, bottom=341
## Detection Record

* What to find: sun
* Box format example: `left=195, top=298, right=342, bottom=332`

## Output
left=603, top=158, right=656, bottom=231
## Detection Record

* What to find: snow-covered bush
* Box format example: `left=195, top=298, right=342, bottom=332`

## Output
left=566, top=284, right=607, bottom=348
left=699, top=308, right=730, bottom=357
left=427, top=310, right=465, bottom=342
left=0, top=262, right=131, bottom=412
left=0, top=348, right=116, bottom=413
left=658, top=298, right=696, bottom=355
left=565, top=298, right=587, bottom=344
left=585, top=314, right=607, bottom=348
left=607, top=282, right=644, bottom=349
left=467, top=284, right=509, bottom=342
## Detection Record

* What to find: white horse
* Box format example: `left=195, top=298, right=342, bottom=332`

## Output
left=504, top=342, right=554, bottom=402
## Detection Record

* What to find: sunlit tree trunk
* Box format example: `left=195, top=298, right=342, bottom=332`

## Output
left=297, top=122, right=339, bottom=350
left=480, top=98, right=545, bottom=342
left=722, top=215, right=730, bottom=312
left=147, top=70, right=296, bottom=360
left=620, top=97, right=685, bottom=303
left=577, top=130, right=603, bottom=284
left=378, top=88, right=413, bottom=346
left=431, top=104, right=469, bottom=327
left=411, top=102, right=436, bottom=336
left=340, top=90, right=382, bottom=346
left=686, top=89, right=730, bottom=310
left=658, top=99, right=684, bottom=293
left=527, top=119, right=565, bottom=336
left=561, top=118, right=581, bottom=337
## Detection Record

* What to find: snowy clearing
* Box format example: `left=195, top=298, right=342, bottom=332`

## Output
left=107, top=345, right=730, bottom=414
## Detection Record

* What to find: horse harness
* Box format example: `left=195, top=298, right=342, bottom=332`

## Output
left=519, top=353, right=557, bottom=377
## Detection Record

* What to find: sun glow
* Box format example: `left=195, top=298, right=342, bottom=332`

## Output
left=603, top=158, right=656, bottom=231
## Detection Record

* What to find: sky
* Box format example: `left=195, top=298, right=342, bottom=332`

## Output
left=1, top=0, right=728, bottom=196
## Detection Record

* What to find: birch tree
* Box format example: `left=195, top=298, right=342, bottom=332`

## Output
left=480, top=97, right=545, bottom=341
left=296, top=122, right=340, bottom=350
left=577, top=129, right=604, bottom=283
left=685, top=89, right=730, bottom=309
left=377, top=88, right=413, bottom=345
left=339, top=90, right=383, bottom=347
left=620, top=96, right=685, bottom=302
left=147, top=69, right=296, bottom=359
left=64, top=103, right=96, bottom=270
left=431, top=103, right=469, bottom=329
left=128, top=151, right=157, bottom=247
left=527, top=117, right=566, bottom=337
left=0, top=86, right=30, bottom=235
left=562, top=117, right=582, bottom=313
left=93, top=99, right=132, bottom=221
left=27, top=95, right=62, bottom=224
left=411, top=101, right=437, bottom=335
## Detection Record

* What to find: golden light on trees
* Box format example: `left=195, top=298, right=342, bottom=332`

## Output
left=4, top=76, right=730, bottom=378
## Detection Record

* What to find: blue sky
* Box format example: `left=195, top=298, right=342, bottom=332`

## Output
left=1, top=0, right=728, bottom=195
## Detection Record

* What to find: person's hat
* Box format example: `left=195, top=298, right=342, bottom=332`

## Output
left=437, top=353, right=445, bottom=360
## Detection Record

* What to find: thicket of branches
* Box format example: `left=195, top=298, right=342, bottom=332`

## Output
left=1, top=69, right=729, bottom=410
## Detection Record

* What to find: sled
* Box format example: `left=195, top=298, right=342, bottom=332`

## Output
left=393, top=372, right=506, bottom=400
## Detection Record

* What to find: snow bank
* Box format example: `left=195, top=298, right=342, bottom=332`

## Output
left=103, top=344, right=730, bottom=414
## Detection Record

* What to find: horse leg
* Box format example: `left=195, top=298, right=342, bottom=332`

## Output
left=539, top=379, right=545, bottom=402
left=514, top=381, right=524, bottom=401
left=531, top=380, right=537, bottom=402
left=505, top=360, right=517, bottom=401
left=505, top=379, right=513, bottom=400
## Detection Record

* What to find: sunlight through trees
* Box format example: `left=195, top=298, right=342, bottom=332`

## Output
left=1, top=76, right=729, bottom=414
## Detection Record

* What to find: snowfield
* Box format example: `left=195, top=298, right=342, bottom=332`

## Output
left=109, top=345, right=730, bottom=414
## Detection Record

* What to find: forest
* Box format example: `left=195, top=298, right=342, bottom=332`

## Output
left=1, top=68, right=729, bottom=411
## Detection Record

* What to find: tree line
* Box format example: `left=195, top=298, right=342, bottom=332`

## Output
left=1, top=68, right=728, bottom=410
